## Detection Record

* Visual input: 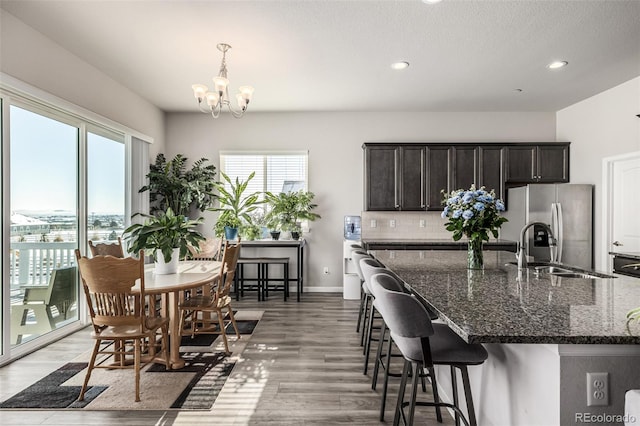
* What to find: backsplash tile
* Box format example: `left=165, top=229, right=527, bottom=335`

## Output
left=361, top=211, right=451, bottom=239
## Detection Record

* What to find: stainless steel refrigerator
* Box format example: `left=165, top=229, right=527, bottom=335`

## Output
left=501, top=184, right=594, bottom=269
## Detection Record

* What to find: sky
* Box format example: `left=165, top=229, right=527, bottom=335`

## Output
left=10, top=105, right=125, bottom=215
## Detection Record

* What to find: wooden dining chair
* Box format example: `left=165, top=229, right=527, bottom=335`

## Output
left=74, top=249, right=170, bottom=402
left=88, top=237, right=125, bottom=258
left=187, top=237, right=223, bottom=261
left=178, top=240, right=241, bottom=354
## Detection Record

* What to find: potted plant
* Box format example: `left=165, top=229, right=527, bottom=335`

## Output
left=241, top=222, right=262, bottom=241
left=210, top=171, right=263, bottom=241
left=139, top=153, right=217, bottom=217
left=264, top=190, right=321, bottom=240
left=213, top=210, right=242, bottom=240
left=123, top=208, right=205, bottom=274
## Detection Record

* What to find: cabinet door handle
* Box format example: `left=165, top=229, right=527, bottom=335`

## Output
left=394, top=149, right=399, bottom=209
left=613, top=241, right=623, bottom=246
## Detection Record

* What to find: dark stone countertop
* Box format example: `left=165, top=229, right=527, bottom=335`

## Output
left=362, top=238, right=517, bottom=252
left=370, top=250, right=640, bottom=345
left=609, top=251, right=640, bottom=260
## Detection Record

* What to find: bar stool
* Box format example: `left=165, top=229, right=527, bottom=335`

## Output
left=371, top=273, right=488, bottom=426
left=361, top=262, right=439, bottom=422
left=352, top=251, right=381, bottom=347
left=359, top=257, right=390, bottom=374
left=235, top=257, right=264, bottom=300
left=352, top=250, right=371, bottom=334
left=260, top=257, right=290, bottom=301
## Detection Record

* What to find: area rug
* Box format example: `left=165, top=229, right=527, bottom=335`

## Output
left=0, top=311, right=263, bottom=411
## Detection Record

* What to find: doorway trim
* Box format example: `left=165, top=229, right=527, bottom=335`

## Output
left=601, top=150, right=640, bottom=271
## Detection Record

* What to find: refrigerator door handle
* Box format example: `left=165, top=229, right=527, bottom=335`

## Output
left=554, top=203, right=564, bottom=263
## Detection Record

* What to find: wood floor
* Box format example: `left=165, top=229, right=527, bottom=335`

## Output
left=0, top=293, right=454, bottom=425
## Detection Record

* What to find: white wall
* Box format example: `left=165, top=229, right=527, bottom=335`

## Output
left=0, top=10, right=165, bottom=152
left=557, top=77, right=640, bottom=270
left=166, top=111, right=555, bottom=290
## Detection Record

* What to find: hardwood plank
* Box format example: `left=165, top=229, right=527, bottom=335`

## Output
left=0, top=293, right=454, bottom=425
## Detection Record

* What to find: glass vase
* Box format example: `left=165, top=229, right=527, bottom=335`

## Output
left=467, top=238, right=484, bottom=270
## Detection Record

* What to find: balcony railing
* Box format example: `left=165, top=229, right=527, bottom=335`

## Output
left=9, top=242, right=77, bottom=289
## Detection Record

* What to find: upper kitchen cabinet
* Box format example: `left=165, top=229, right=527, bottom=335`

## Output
left=425, top=146, right=451, bottom=210
left=363, top=144, right=398, bottom=210
left=399, top=145, right=427, bottom=210
left=504, top=143, right=569, bottom=183
left=363, top=144, right=432, bottom=211
left=364, top=142, right=569, bottom=211
left=478, top=146, right=505, bottom=201
left=450, top=146, right=478, bottom=191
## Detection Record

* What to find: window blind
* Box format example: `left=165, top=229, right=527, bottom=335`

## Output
left=220, top=152, right=308, bottom=196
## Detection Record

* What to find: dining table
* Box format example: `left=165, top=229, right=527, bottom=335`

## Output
left=140, top=260, right=221, bottom=369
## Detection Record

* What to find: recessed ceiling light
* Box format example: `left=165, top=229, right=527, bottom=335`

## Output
left=422, top=0, right=443, bottom=4
left=391, top=61, right=410, bottom=70
left=547, top=61, right=568, bottom=70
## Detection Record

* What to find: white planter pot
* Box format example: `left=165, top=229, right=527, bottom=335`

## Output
left=155, top=248, right=180, bottom=275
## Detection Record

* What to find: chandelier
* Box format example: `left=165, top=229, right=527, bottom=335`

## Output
left=191, top=43, right=254, bottom=119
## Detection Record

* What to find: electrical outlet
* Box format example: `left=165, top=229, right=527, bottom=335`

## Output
left=390, top=219, right=396, bottom=228
left=587, top=372, right=609, bottom=406
left=370, top=219, right=377, bottom=228
left=323, top=266, right=330, bottom=275
left=419, top=219, right=426, bottom=228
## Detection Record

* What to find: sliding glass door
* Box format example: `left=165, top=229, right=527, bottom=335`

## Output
left=87, top=129, right=125, bottom=244
left=8, top=105, right=80, bottom=348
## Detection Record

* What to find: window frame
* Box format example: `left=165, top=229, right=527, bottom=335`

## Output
left=0, top=74, right=152, bottom=365
left=219, top=150, right=310, bottom=196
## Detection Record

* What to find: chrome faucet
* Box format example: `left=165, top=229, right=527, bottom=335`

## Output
left=516, top=222, right=557, bottom=270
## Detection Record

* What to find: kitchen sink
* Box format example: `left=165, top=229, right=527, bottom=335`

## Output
left=507, top=261, right=616, bottom=279
left=507, top=261, right=553, bottom=268
left=550, top=272, right=607, bottom=279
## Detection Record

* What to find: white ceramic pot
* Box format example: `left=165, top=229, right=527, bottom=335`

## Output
left=155, top=248, right=180, bottom=274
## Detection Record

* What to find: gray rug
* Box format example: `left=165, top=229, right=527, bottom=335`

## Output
left=0, top=310, right=263, bottom=410
left=0, top=352, right=233, bottom=410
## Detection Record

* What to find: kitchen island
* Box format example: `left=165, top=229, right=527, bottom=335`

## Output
left=369, top=249, right=640, bottom=426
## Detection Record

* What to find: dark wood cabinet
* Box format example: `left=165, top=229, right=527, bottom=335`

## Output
left=399, top=146, right=426, bottom=210
left=364, top=145, right=398, bottom=211
left=505, top=144, right=569, bottom=183
left=537, top=145, right=569, bottom=182
left=426, top=146, right=450, bottom=210
left=478, top=146, right=505, bottom=201
left=450, top=146, right=478, bottom=191
left=363, top=142, right=569, bottom=211
left=363, top=144, right=426, bottom=211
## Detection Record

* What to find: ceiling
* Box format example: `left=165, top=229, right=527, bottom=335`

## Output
left=2, top=0, right=639, bottom=113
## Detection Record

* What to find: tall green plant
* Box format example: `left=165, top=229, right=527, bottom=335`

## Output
left=139, top=154, right=217, bottom=217
left=123, top=208, right=205, bottom=262
left=209, top=172, right=263, bottom=234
